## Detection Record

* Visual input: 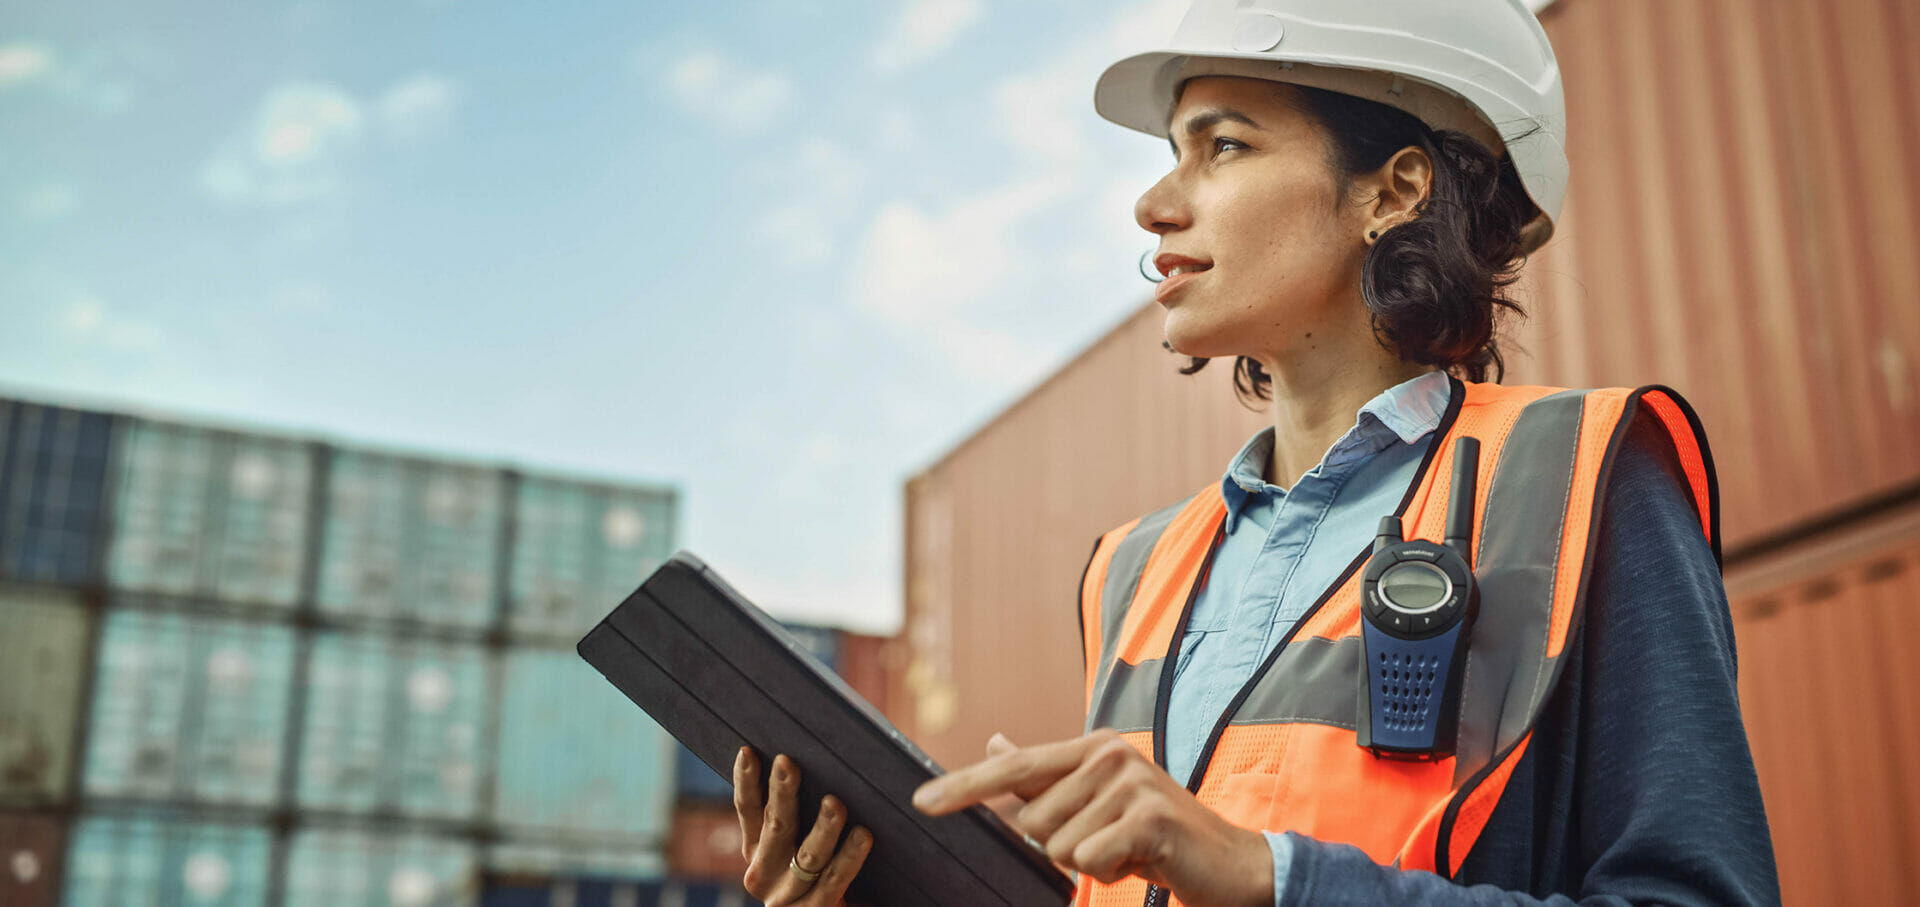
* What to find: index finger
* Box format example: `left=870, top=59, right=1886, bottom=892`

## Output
left=911, top=732, right=1111, bottom=816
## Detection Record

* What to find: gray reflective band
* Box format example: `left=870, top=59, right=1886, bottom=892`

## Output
left=1232, top=636, right=1362, bottom=729
left=1087, top=658, right=1164, bottom=733
left=1451, top=389, right=1587, bottom=786
left=1086, top=497, right=1188, bottom=731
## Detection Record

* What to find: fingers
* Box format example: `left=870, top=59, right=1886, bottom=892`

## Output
left=913, top=729, right=1116, bottom=815
left=802, top=825, right=873, bottom=906
left=733, top=747, right=764, bottom=859
left=986, top=732, right=1017, bottom=758
left=1015, top=733, right=1135, bottom=843
left=744, top=754, right=802, bottom=896
left=792, top=795, right=847, bottom=880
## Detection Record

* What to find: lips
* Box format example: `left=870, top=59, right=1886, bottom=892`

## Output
left=1153, top=253, right=1212, bottom=279
left=1155, top=266, right=1209, bottom=304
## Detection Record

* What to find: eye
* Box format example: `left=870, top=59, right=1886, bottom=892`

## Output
left=1211, top=136, right=1248, bottom=157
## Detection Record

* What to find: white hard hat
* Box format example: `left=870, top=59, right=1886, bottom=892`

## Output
left=1096, top=0, right=1568, bottom=252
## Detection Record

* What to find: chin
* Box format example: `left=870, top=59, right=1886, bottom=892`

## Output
left=1160, top=309, right=1245, bottom=361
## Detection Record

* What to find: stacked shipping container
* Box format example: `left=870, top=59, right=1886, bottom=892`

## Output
left=0, top=398, right=698, bottom=906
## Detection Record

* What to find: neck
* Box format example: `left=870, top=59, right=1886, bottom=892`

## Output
left=1259, top=342, right=1432, bottom=489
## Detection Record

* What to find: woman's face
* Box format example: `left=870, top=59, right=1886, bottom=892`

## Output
left=1136, top=76, right=1372, bottom=367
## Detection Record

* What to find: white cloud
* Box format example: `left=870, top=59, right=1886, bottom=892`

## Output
left=872, top=0, right=985, bottom=73
left=202, top=83, right=363, bottom=205
left=377, top=73, right=458, bottom=142
left=659, top=49, right=793, bottom=134
left=879, top=108, right=916, bottom=151
left=0, top=42, right=53, bottom=87
left=851, top=177, right=1068, bottom=381
left=755, top=137, right=865, bottom=267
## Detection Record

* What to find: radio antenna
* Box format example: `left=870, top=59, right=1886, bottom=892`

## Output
left=1443, top=437, right=1480, bottom=563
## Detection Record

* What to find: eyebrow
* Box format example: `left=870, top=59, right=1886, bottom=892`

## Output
left=1168, top=107, right=1263, bottom=159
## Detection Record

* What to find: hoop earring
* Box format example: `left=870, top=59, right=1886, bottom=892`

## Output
left=1139, top=250, right=1165, bottom=283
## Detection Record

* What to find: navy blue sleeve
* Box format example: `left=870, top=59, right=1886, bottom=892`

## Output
left=1273, top=414, right=1781, bottom=906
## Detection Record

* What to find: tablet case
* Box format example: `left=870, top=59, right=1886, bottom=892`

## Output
left=577, top=551, right=1074, bottom=906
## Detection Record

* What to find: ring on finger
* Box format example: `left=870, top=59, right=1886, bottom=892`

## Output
left=790, top=854, right=824, bottom=884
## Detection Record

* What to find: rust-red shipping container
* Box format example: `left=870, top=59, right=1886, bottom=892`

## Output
left=0, top=812, right=65, bottom=907
left=1727, top=502, right=1920, bottom=905
left=666, top=804, right=747, bottom=882
left=836, top=631, right=904, bottom=725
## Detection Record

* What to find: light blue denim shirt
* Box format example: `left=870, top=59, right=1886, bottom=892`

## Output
left=1161, top=370, right=1451, bottom=903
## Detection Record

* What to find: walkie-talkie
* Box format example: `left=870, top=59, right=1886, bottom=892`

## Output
left=1357, top=436, right=1480, bottom=760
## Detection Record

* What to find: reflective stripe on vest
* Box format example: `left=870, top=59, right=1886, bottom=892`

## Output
left=1074, top=382, right=1718, bottom=907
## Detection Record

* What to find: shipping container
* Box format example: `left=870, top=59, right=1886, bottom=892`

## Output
left=673, top=623, right=841, bottom=804
left=0, top=585, right=91, bottom=806
left=284, top=826, right=478, bottom=907
left=508, top=478, right=675, bottom=641
left=834, top=632, right=901, bottom=728
left=62, top=812, right=272, bottom=907
left=480, top=878, right=752, bottom=907
left=317, top=451, right=505, bottom=630
left=0, top=400, right=115, bottom=584
left=0, top=812, right=65, bottom=907
left=485, top=838, right=662, bottom=879
left=107, top=420, right=313, bottom=607
left=82, top=607, right=295, bottom=806
left=664, top=805, right=745, bottom=882
left=494, top=649, right=672, bottom=838
left=1723, top=503, right=1920, bottom=906
left=1508, top=0, right=1920, bottom=543
left=298, top=632, right=488, bottom=819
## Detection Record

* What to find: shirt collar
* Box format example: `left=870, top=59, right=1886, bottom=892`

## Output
left=1218, top=370, right=1452, bottom=527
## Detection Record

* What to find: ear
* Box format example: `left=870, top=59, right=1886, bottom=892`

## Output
left=1360, top=145, right=1434, bottom=236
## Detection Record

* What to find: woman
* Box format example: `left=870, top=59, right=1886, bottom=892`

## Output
left=731, top=1, right=1780, bottom=904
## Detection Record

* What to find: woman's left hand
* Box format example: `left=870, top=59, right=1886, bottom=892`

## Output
left=910, top=728, right=1275, bottom=907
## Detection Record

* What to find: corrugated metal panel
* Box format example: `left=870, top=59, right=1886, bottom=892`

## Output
left=284, top=827, right=478, bottom=907
left=1724, top=504, right=1920, bottom=906
left=484, top=839, right=663, bottom=879
left=298, top=633, right=488, bottom=819
left=0, top=812, right=65, bottom=907
left=0, top=400, right=115, bottom=584
left=495, top=649, right=671, bottom=838
left=664, top=806, right=744, bottom=882
left=0, top=586, right=90, bottom=806
left=1513, top=0, right=1920, bottom=544
left=63, top=813, right=272, bottom=907
left=508, top=478, right=675, bottom=641
left=318, top=452, right=504, bottom=630
left=107, top=420, right=313, bottom=607
left=82, top=608, right=294, bottom=806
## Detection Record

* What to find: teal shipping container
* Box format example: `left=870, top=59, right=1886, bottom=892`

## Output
left=82, top=608, right=295, bottom=806
left=298, top=632, right=487, bottom=819
left=0, top=400, right=116, bottom=584
left=63, top=813, right=272, bottom=907
left=494, top=650, right=671, bottom=839
left=485, top=838, right=662, bottom=879
left=508, top=478, right=674, bottom=641
left=0, top=585, right=91, bottom=806
left=318, top=452, right=504, bottom=630
left=107, top=420, right=312, bottom=607
left=285, top=827, right=478, bottom=907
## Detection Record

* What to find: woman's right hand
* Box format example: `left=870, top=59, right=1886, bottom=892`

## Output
left=732, top=747, right=873, bottom=906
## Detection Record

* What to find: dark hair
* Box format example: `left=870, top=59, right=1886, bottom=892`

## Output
left=1172, top=83, right=1537, bottom=404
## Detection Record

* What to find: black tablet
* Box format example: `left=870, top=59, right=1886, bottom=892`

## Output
left=577, top=551, right=1074, bottom=907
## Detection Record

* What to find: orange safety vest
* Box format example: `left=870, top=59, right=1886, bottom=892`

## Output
left=1074, top=381, right=1718, bottom=907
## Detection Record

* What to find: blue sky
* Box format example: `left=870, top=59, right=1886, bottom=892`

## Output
left=0, top=0, right=1200, bottom=632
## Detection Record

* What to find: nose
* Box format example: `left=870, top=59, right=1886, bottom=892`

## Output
left=1134, top=169, right=1190, bottom=236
